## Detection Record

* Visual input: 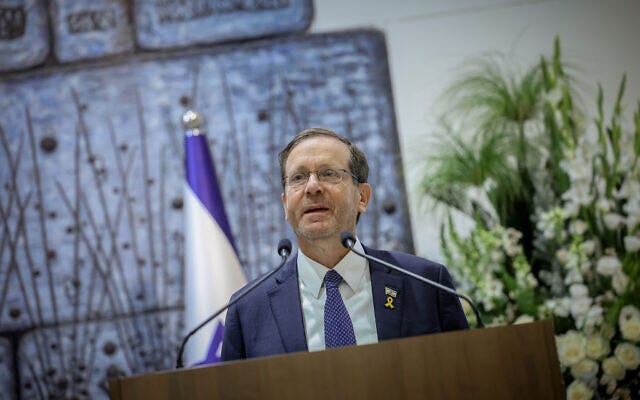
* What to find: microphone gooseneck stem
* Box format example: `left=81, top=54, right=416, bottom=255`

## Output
left=176, top=245, right=292, bottom=369
left=343, top=236, right=484, bottom=328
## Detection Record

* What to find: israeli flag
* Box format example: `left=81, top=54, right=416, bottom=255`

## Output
left=183, top=128, right=246, bottom=366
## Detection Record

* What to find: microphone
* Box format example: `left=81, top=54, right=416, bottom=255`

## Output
left=176, top=238, right=293, bottom=368
left=340, top=231, right=484, bottom=328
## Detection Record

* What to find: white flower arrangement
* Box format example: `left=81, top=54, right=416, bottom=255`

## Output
left=422, top=38, right=640, bottom=398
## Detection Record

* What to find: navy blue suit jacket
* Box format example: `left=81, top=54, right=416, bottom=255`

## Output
left=221, top=245, right=469, bottom=361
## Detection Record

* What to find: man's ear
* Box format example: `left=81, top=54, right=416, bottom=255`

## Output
left=281, top=192, right=288, bottom=220
left=358, top=183, right=372, bottom=213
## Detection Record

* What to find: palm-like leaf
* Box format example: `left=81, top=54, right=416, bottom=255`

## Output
left=444, top=55, right=544, bottom=169
left=418, top=40, right=583, bottom=272
left=420, top=127, right=524, bottom=226
left=447, top=56, right=543, bottom=125
left=420, top=54, right=545, bottom=226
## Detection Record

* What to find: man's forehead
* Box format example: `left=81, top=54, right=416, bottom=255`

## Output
left=286, top=136, right=350, bottom=168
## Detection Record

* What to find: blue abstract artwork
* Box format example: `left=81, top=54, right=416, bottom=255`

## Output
left=0, top=27, right=411, bottom=397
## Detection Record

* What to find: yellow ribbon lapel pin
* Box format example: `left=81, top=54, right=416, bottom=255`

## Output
left=384, top=286, right=397, bottom=309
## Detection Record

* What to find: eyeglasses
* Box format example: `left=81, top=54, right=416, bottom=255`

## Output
left=286, top=168, right=359, bottom=190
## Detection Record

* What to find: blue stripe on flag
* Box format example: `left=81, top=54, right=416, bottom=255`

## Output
left=184, top=132, right=246, bottom=366
left=185, top=134, right=236, bottom=249
left=195, top=321, right=225, bottom=365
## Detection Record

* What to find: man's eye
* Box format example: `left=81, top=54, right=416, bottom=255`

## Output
left=321, top=169, right=337, bottom=178
left=290, top=173, right=307, bottom=183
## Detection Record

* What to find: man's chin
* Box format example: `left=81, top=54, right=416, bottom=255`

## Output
left=296, top=224, right=337, bottom=241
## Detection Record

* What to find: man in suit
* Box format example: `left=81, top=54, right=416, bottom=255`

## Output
left=221, top=128, right=468, bottom=361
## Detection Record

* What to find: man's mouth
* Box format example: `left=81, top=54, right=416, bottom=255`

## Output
left=303, top=206, right=330, bottom=215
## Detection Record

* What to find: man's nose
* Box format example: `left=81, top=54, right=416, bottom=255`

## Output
left=305, top=172, right=322, bottom=193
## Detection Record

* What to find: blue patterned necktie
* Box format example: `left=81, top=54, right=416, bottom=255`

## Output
left=324, top=270, right=357, bottom=348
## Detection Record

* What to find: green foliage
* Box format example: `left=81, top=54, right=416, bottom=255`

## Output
left=418, top=37, right=640, bottom=399
left=420, top=54, right=545, bottom=227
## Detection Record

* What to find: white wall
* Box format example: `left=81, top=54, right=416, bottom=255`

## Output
left=311, top=0, right=640, bottom=261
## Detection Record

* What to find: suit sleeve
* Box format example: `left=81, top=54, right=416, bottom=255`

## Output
left=437, top=265, right=470, bottom=330
left=220, top=302, right=246, bottom=361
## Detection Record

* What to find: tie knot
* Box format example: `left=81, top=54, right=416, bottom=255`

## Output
left=324, top=270, right=343, bottom=289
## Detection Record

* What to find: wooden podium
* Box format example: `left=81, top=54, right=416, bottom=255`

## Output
left=109, top=320, right=564, bottom=399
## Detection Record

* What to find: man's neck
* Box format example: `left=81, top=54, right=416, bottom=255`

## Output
left=297, top=236, right=349, bottom=268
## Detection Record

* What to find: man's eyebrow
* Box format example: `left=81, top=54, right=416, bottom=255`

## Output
left=289, top=164, right=337, bottom=172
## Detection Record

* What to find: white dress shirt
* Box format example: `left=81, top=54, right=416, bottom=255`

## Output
left=297, top=239, right=379, bottom=351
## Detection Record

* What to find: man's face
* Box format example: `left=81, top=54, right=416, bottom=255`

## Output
left=281, top=136, right=371, bottom=243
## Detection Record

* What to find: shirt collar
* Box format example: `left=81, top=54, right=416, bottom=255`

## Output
left=297, top=239, right=368, bottom=298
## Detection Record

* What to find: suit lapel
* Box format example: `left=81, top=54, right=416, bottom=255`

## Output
left=366, top=246, right=405, bottom=341
left=268, top=256, right=308, bottom=353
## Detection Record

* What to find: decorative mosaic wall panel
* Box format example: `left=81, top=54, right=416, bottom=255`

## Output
left=0, top=0, right=50, bottom=72
left=18, top=310, right=181, bottom=399
left=0, top=338, right=14, bottom=400
left=134, top=0, right=313, bottom=49
left=49, top=0, right=135, bottom=62
left=0, top=29, right=412, bottom=398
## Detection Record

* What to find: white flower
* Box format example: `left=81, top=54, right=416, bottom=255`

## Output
left=547, top=298, right=570, bottom=318
left=619, top=305, right=640, bottom=321
left=620, top=318, right=640, bottom=342
left=623, top=199, right=640, bottom=229
left=537, top=208, right=567, bottom=239
left=570, top=297, right=592, bottom=319
left=616, top=176, right=635, bottom=199
left=556, top=248, right=569, bottom=264
left=545, top=87, right=563, bottom=105
left=564, top=267, right=584, bottom=285
left=585, top=335, right=610, bottom=360
left=614, top=342, right=640, bottom=370
left=570, top=220, right=588, bottom=235
left=524, top=273, right=538, bottom=288
left=595, top=255, right=622, bottom=276
left=557, top=331, right=586, bottom=366
left=603, top=213, right=625, bottom=230
left=539, top=270, right=561, bottom=288
left=490, top=249, right=504, bottom=263
left=579, top=260, right=591, bottom=273
left=542, top=227, right=556, bottom=239
left=583, top=305, right=604, bottom=331
left=596, top=197, right=613, bottom=213
left=570, top=358, right=599, bottom=382
left=565, top=253, right=580, bottom=270
left=482, top=177, right=497, bottom=192
left=601, top=356, right=626, bottom=381
left=581, top=240, right=596, bottom=256
left=569, top=283, right=589, bottom=298
left=503, top=227, right=522, bottom=244
left=612, top=272, right=629, bottom=295
left=464, top=185, right=497, bottom=220
left=619, top=305, right=640, bottom=342
left=563, top=200, right=581, bottom=217
left=623, top=235, right=640, bottom=252
left=566, top=379, right=593, bottom=400
left=513, top=314, right=534, bottom=325
left=478, top=276, right=504, bottom=312
left=503, top=243, right=520, bottom=257
left=619, top=143, right=638, bottom=170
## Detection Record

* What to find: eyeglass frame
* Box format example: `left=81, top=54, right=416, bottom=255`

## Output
left=284, top=167, right=361, bottom=191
